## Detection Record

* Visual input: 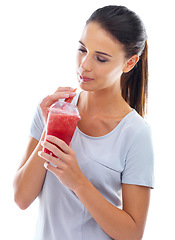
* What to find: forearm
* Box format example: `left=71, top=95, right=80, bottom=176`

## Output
left=13, top=133, right=47, bottom=209
left=74, top=178, right=140, bottom=240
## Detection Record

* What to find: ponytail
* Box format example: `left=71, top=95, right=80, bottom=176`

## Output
left=121, top=41, right=148, bottom=118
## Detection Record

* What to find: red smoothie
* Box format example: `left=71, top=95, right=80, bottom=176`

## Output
left=44, top=102, right=80, bottom=156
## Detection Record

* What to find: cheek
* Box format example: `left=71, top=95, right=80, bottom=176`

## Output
left=110, top=65, right=123, bottom=78
left=99, top=64, right=123, bottom=82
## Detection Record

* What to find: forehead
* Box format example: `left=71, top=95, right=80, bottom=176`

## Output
left=80, top=22, right=124, bottom=56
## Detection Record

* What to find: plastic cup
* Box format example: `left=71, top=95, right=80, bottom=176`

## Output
left=44, top=101, right=80, bottom=156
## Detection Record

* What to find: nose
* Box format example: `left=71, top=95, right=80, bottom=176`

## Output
left=80, top=54, right=92, bottom=72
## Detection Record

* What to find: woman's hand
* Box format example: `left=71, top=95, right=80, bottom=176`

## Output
left=38, top=135, right=85, bottom=191
left=40, top=87, right=77, bottom=123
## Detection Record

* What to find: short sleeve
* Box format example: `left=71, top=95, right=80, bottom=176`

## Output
left=122, top=125, right=154, bottom=188
left=29, top=102, right=45, bottom=141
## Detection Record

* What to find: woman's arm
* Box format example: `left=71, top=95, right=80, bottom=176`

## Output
left=75, top=181, right=150, bottom=240
left=39, top=135, right=151, bottom=240
left=13, top=87, right=77, bottom=210
left=13, top=133, right=47, bottom=210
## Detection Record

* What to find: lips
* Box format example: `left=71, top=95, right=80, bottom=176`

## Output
left=78, top=74, right=94, bottom=83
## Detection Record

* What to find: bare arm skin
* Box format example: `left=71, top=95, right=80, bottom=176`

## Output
left=13, top=133, right=47, bottom=210
left=75, top=181, right=150, bottom=240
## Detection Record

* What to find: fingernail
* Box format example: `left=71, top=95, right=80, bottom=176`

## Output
left=70, top=92, right=76, bottom=97
left=64, top=94, right=69, bottom=98
left=38, top=151, right=42, bottom=156
left=46, top=135, right=51, bottom=140
left=44, top=162, right=48, bottom=169
left=44, top=95, right=50, bottom=101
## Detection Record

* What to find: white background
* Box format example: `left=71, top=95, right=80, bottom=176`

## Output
left=0, top=0, right=174, bottom=239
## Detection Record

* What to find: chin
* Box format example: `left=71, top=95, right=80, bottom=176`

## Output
left=79, top=82, right=100, bottom=92
left=79, top=83, right=91, bottom=91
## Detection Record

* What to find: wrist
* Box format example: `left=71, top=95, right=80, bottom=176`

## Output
left=73, top=174, right=90, bottom=197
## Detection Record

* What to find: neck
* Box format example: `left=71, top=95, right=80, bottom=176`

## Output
left=79, top=84, right=131, bottom=117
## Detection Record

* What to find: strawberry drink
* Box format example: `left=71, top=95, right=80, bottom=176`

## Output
left=44, top=101, right=80, bottom=156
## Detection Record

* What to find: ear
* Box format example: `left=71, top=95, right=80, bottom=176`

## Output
left=123, top=55, right=139, bottom=73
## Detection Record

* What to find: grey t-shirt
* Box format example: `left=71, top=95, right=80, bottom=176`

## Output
left=30, top=93, right=154, bottom=240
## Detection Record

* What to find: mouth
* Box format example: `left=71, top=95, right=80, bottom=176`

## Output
left=78, top=74, right=94, bottom=83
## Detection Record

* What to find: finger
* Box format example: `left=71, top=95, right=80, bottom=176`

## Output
left=46, top=90, right=77, bottom=107
left=40, top=95, right=50, bottom=108
left=38, top=151, right=66, bottom=169
left=45, top=92, right=70, bottom=107
left=43, top=87, right=77, bottom=108
left=46, top=135, right=72, bottom=154
left=44, top=162, right=63, bottom=176
left=65, top=88, right=77, bottom=103
left=42, top=140, right=67, bottom=159
left=54, top=87, right=75, bottom=94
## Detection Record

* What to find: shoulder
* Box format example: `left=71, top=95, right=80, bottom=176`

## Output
left=121, top=110, right=154, bottom=188
left=117, top=110, right=153, bottom=162
left=125, top=110, right=150, bottom=131
left=122, top=110, right=152, bottom=142
left=30, top=100, right=45, bottom=141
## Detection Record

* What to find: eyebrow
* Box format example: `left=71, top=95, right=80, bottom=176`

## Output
left=79, top=41, right=112, bottom=58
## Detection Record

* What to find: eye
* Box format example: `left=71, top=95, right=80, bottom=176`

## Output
left=78, top=47, right=87, bottom=53
left=96, top=56, right=108, bottom=63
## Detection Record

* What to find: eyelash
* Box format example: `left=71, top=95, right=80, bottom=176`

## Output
left=78, top=48, right=86, bottom=53
left=96, top=57, right=108, bottom=63
left=78, top=48, right=108, bottom=63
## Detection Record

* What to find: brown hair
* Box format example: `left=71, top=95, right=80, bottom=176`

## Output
left=87, top=5, right=148, bottom=117
left=121, top=41, right=148, bottom=117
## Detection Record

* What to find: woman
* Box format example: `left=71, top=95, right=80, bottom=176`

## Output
left=13, top=5, right=154, bottom=240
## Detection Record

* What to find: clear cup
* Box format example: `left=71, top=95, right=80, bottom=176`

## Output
left=44, top=101, right=80, bottom=156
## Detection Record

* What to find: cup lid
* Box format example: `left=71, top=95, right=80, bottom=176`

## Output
left=49, top=101, right=80, bottom=118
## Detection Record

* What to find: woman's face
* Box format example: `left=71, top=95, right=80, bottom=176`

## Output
left=76, top=22, right=127, bottom=92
